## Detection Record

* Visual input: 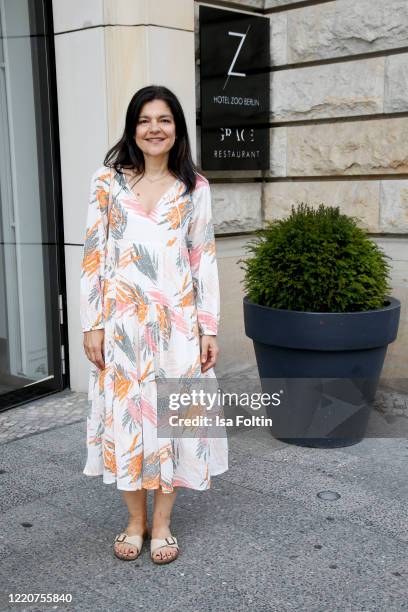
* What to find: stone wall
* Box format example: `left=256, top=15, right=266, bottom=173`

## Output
left=195, top=0, right=408, bottom=383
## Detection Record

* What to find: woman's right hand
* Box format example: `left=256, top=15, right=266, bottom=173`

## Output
left=83, top=329, right=105, bottom=369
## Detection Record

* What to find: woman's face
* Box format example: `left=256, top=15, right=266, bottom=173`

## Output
left=134, top=99, right=177, bottom=158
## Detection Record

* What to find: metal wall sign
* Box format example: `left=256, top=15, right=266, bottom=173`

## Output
left=199, top=5, right=270, bottom=171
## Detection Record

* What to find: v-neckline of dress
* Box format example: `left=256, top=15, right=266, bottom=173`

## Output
left=123, top=172, right=179, bottom=216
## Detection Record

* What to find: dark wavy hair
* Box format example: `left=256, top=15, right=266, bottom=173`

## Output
left=103, top=85, right=202, bottom=196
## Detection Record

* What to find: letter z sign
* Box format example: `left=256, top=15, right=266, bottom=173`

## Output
left=199, top=5, right=270, bottom=170
left=223, top=25, right=251, bottom=89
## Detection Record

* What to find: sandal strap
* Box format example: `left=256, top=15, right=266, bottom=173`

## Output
left=115, top=532, right=144, bottom=549
left=150, top=535, right=179, bottom=554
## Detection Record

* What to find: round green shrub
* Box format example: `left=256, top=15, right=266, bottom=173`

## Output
left=239, top=203, right=393, bottom=313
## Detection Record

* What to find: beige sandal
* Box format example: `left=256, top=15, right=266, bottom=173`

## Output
left=113, top=529, right=149, bottom=561
left=150, top=535, right=179, bottom=565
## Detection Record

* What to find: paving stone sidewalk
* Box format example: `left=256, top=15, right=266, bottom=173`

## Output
left=0, top=383, right=407, bottom=611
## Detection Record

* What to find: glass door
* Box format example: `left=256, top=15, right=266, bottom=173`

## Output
left=0, top=0, right=67, bottom=411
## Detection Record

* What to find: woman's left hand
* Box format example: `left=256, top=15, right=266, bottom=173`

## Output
left=200, top=335, right=219, bottom=373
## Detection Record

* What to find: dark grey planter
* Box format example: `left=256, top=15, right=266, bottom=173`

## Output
left=243, top=295, right=401, bottom=448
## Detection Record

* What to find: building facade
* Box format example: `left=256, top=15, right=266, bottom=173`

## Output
left=1, top=0, right=407, bottom=410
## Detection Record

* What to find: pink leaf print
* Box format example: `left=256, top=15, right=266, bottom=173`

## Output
left=173, top=476, right=194, bottom=488
left=188, top=244, right=203, bottom=270
left=122, top=196, right=159, bottom=220
left=146, top=289, right=172, bottom=308
left=195, top=175, right=208, bottom=190
left=127, top=397, right=141, bottom=423
left=198, top=311, right=217, bottom=334
left=171, top=310, right=189, bottom=335
left=140, top=395, right=157, bottom=426
left=144, top=325, right=158, bottom=353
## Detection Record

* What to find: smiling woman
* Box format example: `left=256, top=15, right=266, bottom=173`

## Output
left=79, top=85, right=228, bottom=565
left=118, top=101, right=181, bottom=215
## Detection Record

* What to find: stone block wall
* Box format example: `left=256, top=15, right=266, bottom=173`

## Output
left=195, top=0, right=408, bottom=382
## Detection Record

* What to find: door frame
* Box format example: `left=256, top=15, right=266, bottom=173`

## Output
left=0, top=0, right=69, bottom=412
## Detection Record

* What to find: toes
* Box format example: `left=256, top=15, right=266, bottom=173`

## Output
left=115, top=543, right=137, bottom=558
left=154, top=547, right=176, bottom=561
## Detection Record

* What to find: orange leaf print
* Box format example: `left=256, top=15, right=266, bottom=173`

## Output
left=102, top=278, right=111, bottom=299
left=90, top=312, right=103, bottom=329
left=109, top=203, right=127, bottom=235
left=142, top=473, right=160, bottom=489
left=160, top=481, right=175, bottom=494
left=103, top=439, right=117, bottom=474
left=158, top=443, right=173, bottom=462
left=103, top=295, right=114, bottom=321
left=181, top=272, right=189, bottom=292
left=128, top=451, right=143, bottom=483
left=116, top=280, right=148, bottom=323
left=128, top=432, right=141, bottom=454
left=182, top=355, right=201, bottom=379
left=178, top=198, right=189, bottom=217
left=136, top=300, right=148, bottom=324
left=98, top=366, right=109, bottom=394
left=89, top=433, right=102, bottom=446
left=99, top=170, right=111, bottom=184
left=105, top=410, right=113, bottom=429
left=166, top=205, right=181, bottom=230
left=114, top=365, right=132, bottom=401
left=82, top=226, right=102, bottom=277
left=119, top=246, right=142, bottom=268
left=156, top=303, right=171, bottom=337
left=144, top=450, right=159, bottom=466
left=180, top=289, right=195, bottom=308
left=139, top=359, right=153, bottom=384
left=96, top=183, right=109, bottom=214
left=205, top=240, right=216, bottom=257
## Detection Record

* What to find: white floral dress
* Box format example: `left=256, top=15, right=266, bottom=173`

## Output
left=79, top=166, right=228, bottom=492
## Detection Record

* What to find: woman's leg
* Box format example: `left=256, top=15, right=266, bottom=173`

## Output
left=151, top=488, right=178, bottom=561
left=114, top=489, right=148, bottom=558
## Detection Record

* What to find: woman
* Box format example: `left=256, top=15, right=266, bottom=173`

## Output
left=80, top=85, right=228, bottom=565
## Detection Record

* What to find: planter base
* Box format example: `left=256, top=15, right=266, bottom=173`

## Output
left=243, top=295, right=401, bottom=449
left=275, top=436, right=363, bottom=449
left=263, top=376, right=373, bottom=448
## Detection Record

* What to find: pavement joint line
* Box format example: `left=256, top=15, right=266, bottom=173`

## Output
left=3, top=424, right=408, bottom=548
left=0, top=417, right=86, bottom=446
left=8, top=469, right=383, bottom=558
left=42, top=499, right=126, bottom=534
left=0, top=499, right=264, bottom=589
left=2, top=477, right=78, bottom=501
left=7, top=458, right=407, bottom=550
left=0, top=474, right=97, bottom=515
left=213, top=475, right=408, bottom=546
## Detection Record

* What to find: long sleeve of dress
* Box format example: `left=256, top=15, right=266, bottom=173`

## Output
left=79, top=167, right=110, bottom=332
left=187, top=177, right=220, bottom=336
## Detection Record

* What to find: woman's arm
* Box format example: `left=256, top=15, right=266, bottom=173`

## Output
left=187, top=176, right=220, bottom=340
left=79, top=167, right=110, bottom=333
